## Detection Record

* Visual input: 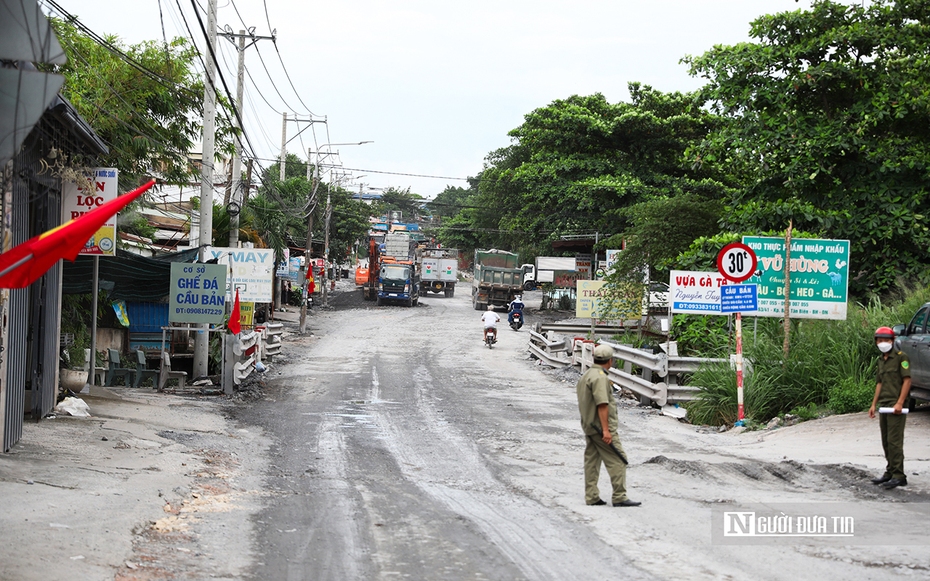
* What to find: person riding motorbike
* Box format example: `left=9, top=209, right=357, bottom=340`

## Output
left=482, top=305, right=500, bottom=343
left=508, top=295, right=525, bottom=325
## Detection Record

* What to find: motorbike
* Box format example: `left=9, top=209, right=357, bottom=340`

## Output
left=509, top=310, right=523, bottom=331
left=485, top=327, right=497, bottom=349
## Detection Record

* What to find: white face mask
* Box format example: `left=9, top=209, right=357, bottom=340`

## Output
left=877, top=342, right=893, bottom=353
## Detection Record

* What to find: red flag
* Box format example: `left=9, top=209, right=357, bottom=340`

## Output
left=0, top=179, right=156, bottom=289
left=228, top=288, right=241, bottom=335
left=307, top=274, right=315, bottom=295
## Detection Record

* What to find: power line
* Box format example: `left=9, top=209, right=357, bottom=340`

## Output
left=248, top=159, right=472, bottom=181
left=262, top=0, right=316, bottom=116
left=45, top=0, right=200, bottom=102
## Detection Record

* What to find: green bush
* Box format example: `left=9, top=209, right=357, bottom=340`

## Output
left=672, top=314, right=730, bottom=357
left=685, top=285, right=930, bottom=425
left=828, top=377, right=875, bottom=415
left=787, top=402, right=820, bottom=420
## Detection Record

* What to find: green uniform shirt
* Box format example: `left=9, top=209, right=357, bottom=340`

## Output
left=576, top=366, right=618, bottom=436
left=876, top=350, right=911, bottom=406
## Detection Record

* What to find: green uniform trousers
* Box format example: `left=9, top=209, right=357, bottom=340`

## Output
left=584, top=433, right=628, bottom=505
left=879, top=413, right=906, bottom=480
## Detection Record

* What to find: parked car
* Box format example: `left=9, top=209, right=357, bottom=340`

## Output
left=892, top=302, right=930, bottom=406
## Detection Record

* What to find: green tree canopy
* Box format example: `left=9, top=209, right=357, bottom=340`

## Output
left=49, top=18, right=234, bottom=188
left=466, top=85, right=731, bottom=264
left=685, top=0, right=930, bottom=295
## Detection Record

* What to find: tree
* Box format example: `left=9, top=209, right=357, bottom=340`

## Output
left=327, top=186, right=372, bottom=265
left=49, top=18, right=234, bottom=188
left=375, top=187, right=425, bottom=223
left=684, top=0, right=930, bottom=295
left=473, top=86, right=732, bottom=262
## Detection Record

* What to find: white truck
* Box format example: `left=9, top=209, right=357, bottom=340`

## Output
left=521, top=256, right=577, bottom=291
left=419, top=248, right=458, bottom=298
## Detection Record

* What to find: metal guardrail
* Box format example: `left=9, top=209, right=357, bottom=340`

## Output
left=529, top=330, right=728, bottom=408
left=528, top=330, right=571, bottom=368
left=599, top=340, right=667, bottom=377
left=537, top=321, right=640, bottom=336
left=607, top=367, right=668, bottom=407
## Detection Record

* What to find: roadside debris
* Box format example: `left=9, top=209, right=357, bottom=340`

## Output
left=53, top=397, right=90, bottom=417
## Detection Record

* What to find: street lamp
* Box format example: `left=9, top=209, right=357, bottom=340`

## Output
left=298, top=141, right=373, bottom=334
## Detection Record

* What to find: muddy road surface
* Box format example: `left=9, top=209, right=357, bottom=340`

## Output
left=235, top=284, right=930, bottom=581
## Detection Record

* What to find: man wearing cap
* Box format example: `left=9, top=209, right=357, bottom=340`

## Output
left=576, top=344, right=641, bottom=507
left=868, top=326, right=911, bottom=489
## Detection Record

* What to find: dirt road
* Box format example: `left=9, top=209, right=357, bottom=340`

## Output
left=1, top=278, right=928, bottom=580
left=237, top=283, right=930, bottom=580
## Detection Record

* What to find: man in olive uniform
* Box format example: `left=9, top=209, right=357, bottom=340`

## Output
left=868, top=326, right=911, bottom=489
left=576, top=344, right=641, bottom=507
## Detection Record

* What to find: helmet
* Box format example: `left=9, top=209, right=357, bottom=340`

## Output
left=487, top=305, right=494, bottom=311
left=875, top=326, right=895, bottom=339
left=514, top=295, right=522, bottom=302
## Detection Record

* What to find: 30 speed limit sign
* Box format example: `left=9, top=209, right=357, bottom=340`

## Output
left=717, top=242, right=758, bottom=283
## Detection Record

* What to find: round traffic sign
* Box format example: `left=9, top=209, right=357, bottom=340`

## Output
left=717, top=242, right=758, bottom=283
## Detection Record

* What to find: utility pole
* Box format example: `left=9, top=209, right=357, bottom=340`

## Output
left=323, top=184, right=332, bottom=307
left=299, top=157, right=319, bottom=334
left=219, top=27, right=274, bottom=247
left=193, top=0, right=217, bottom=379
left=279, top=112, right=287, bottom=181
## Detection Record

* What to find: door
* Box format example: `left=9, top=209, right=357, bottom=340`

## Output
left=898, top=305, right=930, bottom=388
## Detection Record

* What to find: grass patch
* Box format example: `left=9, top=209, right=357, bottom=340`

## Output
left=683, top=286, right=930, bottom=425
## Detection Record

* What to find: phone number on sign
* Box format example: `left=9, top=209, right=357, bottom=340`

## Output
left=176, top=307, right=223, bottom=316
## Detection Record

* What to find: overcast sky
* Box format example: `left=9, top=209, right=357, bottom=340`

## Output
left=51, top=0, right=820, bottom=199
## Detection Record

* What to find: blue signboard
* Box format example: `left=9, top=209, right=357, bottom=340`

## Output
left=720, top=284, right=758, bottom=314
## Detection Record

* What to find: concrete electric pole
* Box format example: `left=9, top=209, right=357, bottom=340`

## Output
left=193, top=0, right=217, bottom=379
left=219, top=27, right=274, bottom=247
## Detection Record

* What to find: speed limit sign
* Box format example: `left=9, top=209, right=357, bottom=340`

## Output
left=717, top=242, right=758, bottom=283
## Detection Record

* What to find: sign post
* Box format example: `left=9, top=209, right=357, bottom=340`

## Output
left=717, top=243, right=758, bottom=427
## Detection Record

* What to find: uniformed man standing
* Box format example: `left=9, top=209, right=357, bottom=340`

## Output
left=576, top=344, right=641, bottom=507
left=868, top=326, right=911, bottom=489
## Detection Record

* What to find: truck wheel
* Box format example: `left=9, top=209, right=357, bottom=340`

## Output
left=406, top=297, right=414, bottom=307
left=524, top=281, right=536, bottom=291
left=413, top=296, right=418, bottom=307
left=444, top=289, right=451, bottom=298
left=376, top=297, right=383, bottom=306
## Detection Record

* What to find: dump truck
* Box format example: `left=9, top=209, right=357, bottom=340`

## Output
left=520, top=256, right=578, bottom=291
left=375, top=232, right=420, bottom=307
left=420, top=247, right=458, bottom=298
left=472, top=249, right=523, bottom=310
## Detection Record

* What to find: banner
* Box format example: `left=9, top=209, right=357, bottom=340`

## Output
left=206, top=247, right=275, bottom=303
left=669, top=270, right=730, bottom=315
left=61, top=168, right=118, bottom=255
left=743, top=237, right=849, bottom=320
left=169, top=263, right=228, bottom=324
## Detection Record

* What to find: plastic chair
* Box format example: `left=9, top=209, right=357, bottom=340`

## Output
left=83, top=349, right=107, bottom=385
left=133, top=350, right=159, bottom=388
left=158, top=351, right=187, bottom=390
left=105, top=348, right=135, bottom=387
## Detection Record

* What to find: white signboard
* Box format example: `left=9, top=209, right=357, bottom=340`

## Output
left=605, top=249, right=621, bottom=272
left=275, top=248, right=290, bottom=276
left=207, top=247, right=274, bottom=303
left=61, top=168, right=118, bottom=255
left=669, top=270, right=731, bottom=315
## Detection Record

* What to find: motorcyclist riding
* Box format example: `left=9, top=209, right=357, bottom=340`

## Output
left=508, top=295, right=525, bottom=325
left=482, top=305, right=500, bottom=343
